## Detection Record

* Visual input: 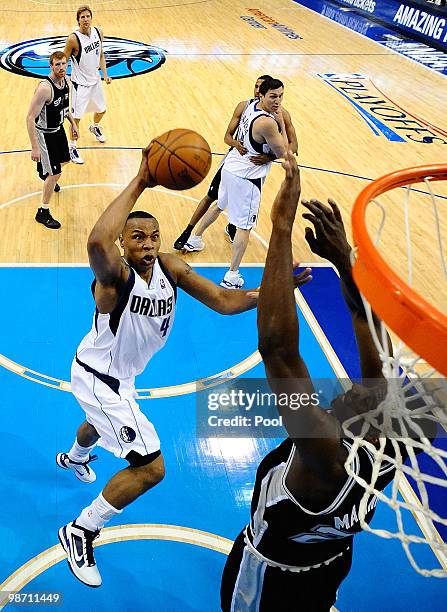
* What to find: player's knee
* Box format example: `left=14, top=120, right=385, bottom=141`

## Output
left=126, top=449, right=165, bottom=487
left=146, top=460, right=165, bottom=486
left=139, top=461, right=165, bottom=490
left=52, top=172, right=62, bottom=181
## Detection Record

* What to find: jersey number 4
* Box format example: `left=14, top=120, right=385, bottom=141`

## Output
left=160, top=316, right=171, bottom=337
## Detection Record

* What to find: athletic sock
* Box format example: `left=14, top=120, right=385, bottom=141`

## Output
left=68, top=439, right=97, bottom=463
left=69, top=140, right=76, bottom=148
left=77, top=493, right=122, bottom=532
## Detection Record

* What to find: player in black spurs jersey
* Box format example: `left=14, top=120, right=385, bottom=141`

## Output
left=26, top=51, right=79, bottom=229
left=220, top=152, right=428, bottom=611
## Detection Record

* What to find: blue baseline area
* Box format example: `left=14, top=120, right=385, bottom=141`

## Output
left=0, top=266, right=336, bottom=386
left=0, top=267, right=446, bottom=610
left=300, top=266, right=361, bottom=380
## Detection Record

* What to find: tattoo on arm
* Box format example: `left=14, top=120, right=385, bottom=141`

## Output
left=183, top=263, right=193, bottom=275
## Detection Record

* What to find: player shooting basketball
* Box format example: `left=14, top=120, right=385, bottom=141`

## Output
left=56, top=143, right=311, bottom=587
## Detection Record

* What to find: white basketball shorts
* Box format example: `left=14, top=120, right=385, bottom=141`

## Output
left=71, top=80, right=106, bottom=119
left=217, top=168, right=265, bottom=230
left=71, top=359, right=160, bottom=459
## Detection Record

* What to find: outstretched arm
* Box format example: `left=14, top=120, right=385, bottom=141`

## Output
left=302, top=199, right=438, bottom=443
left=159, top=254, right=258, bottom=314
left=87, top=146, right=156, bottom=298
left=302, top=198, right=388, bottom=381
left=282, top=107, right=298, bottom=155
left=258, top=153, right=340, bottom=469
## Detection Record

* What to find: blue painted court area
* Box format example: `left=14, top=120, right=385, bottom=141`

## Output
left=0, top=266, right=446, bottom=611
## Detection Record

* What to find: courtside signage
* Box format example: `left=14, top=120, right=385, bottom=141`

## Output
left=317, top=73, right=447, bottom=143
left=333, top=0, right=447, bottom=48
left=393, top=4, right=447, bottom=42
left=0, top=36, right=166, bottom=80
left=242, top=9, right=302, bottom=39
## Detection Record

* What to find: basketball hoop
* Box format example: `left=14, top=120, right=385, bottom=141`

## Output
left=352, top=165, right=447, bottom=377
left=345, top=164, right=447, bottom=578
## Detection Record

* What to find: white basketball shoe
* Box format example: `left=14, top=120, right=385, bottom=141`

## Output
left=220, top=270, right=244, bottom=289
left=183, top=235, right=205, bottom=252
left=58, top=521, right=102, bottom=587
left=89, top=124, right=106, bottom=143
left=56, top=452, right=97, bottom=483
left=70, top=147, right=84, bottom=164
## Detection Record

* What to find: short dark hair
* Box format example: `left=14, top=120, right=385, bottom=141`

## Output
left=126, top=211, right=157, bottom=222
left=77, top=5, right=92, bottom=22
left=49, top=51, right=66, bottom=66
left=257, top=74, right=273, bottom=82
left=259, top=78, right=284, bottom=96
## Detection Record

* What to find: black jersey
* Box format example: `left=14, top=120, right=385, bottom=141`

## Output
left=35, top=76, right=69, bottom=132
left=246, top=437, right=399, bottom=568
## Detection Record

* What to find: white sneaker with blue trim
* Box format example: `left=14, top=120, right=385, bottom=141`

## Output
left=220, top=270, right=244, bottom=289
left=56, top=452, right=97, bottom=483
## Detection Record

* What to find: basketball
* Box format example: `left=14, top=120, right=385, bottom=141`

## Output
left=148, top=128, right=212, bottom=190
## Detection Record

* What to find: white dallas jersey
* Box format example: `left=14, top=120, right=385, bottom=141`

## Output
left=76, top=259, right=176, bottom=382
left=223, top=99, right=276, bottom=179
left=70, top=27, right=102, bottom=86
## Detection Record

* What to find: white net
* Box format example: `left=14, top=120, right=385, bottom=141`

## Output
left=344, top=174, right=447, bottom=578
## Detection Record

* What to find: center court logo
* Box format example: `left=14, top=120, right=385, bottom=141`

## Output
left=0, top=35, right=166, bottom=79
left=317, top=72, right=447, bottom=144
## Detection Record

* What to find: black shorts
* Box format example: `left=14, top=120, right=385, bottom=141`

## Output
left=36, top=127, right=70, bottom=177
left=221, top=530, right=353, bottom=612
left=207, top=162, right=224, bottom=200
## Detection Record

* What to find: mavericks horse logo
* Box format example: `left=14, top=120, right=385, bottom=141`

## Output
left=0, top=36, right=166, bottom=79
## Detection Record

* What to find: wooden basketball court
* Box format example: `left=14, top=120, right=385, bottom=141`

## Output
left=1, top=0, right=446, bottom=277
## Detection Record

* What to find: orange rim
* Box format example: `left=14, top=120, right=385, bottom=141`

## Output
left=352, top=165, right=447, bottom=376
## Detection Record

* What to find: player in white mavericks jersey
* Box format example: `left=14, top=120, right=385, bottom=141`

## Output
left=64, top=5, right=112, bottom=164
left=186, top=79, right=290, bottom=289
left=175, top=75, right=298, bottom=251
left=56, top=144, right=260, bottom=588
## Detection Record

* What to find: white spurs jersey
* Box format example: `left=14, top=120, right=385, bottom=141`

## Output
left=75, top=259, right=176, bottom=382
left=223, top=99, right=277, bottom=179
left=70, top=27, right=102, bottom=86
